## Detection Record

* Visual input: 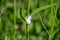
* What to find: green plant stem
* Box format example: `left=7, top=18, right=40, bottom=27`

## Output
left=26, top=0, right=30, bottom=40
left=26, top=24, right=30, bottom=40
left=31, top=3, right=58, bottom=16
left=50, top=0, right=53, bottom=34
left=27, top=0, right=30, bottom=16
left=49, top=0, right=59, bottom=40
left=49, top=0, right=54, bottom=40
left=37, top=13, right=49, bottom=35
left=53, top=3, right=59, bottom=35
left=52, top=4, right=59, bottom=40
left=13, top=0, right=16, bottom=40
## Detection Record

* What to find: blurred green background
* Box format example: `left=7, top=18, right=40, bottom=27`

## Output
left=0, top=0, right=60, bottom=40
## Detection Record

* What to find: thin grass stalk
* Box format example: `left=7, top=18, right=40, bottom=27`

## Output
left=26, top=0, right=30, bottom=40
left=49, top=0, right=54, bottom=40
left=13, top=0, right=16, bottom=40
left=37, top=12, right=49, bottom=35
left=50, top=0, right=59, bottom=36
left=50, top=0, right=53, bottom=34
left=52, top=3, right=59, bottom=40
left=28, top=0, right=30, bottom=16
left=53, top=4, right=59, bottom=34
left=31, top=3, right=57, bottom=16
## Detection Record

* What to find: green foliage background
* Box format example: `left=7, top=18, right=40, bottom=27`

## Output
left=0, top=0, right=60, bottom=40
